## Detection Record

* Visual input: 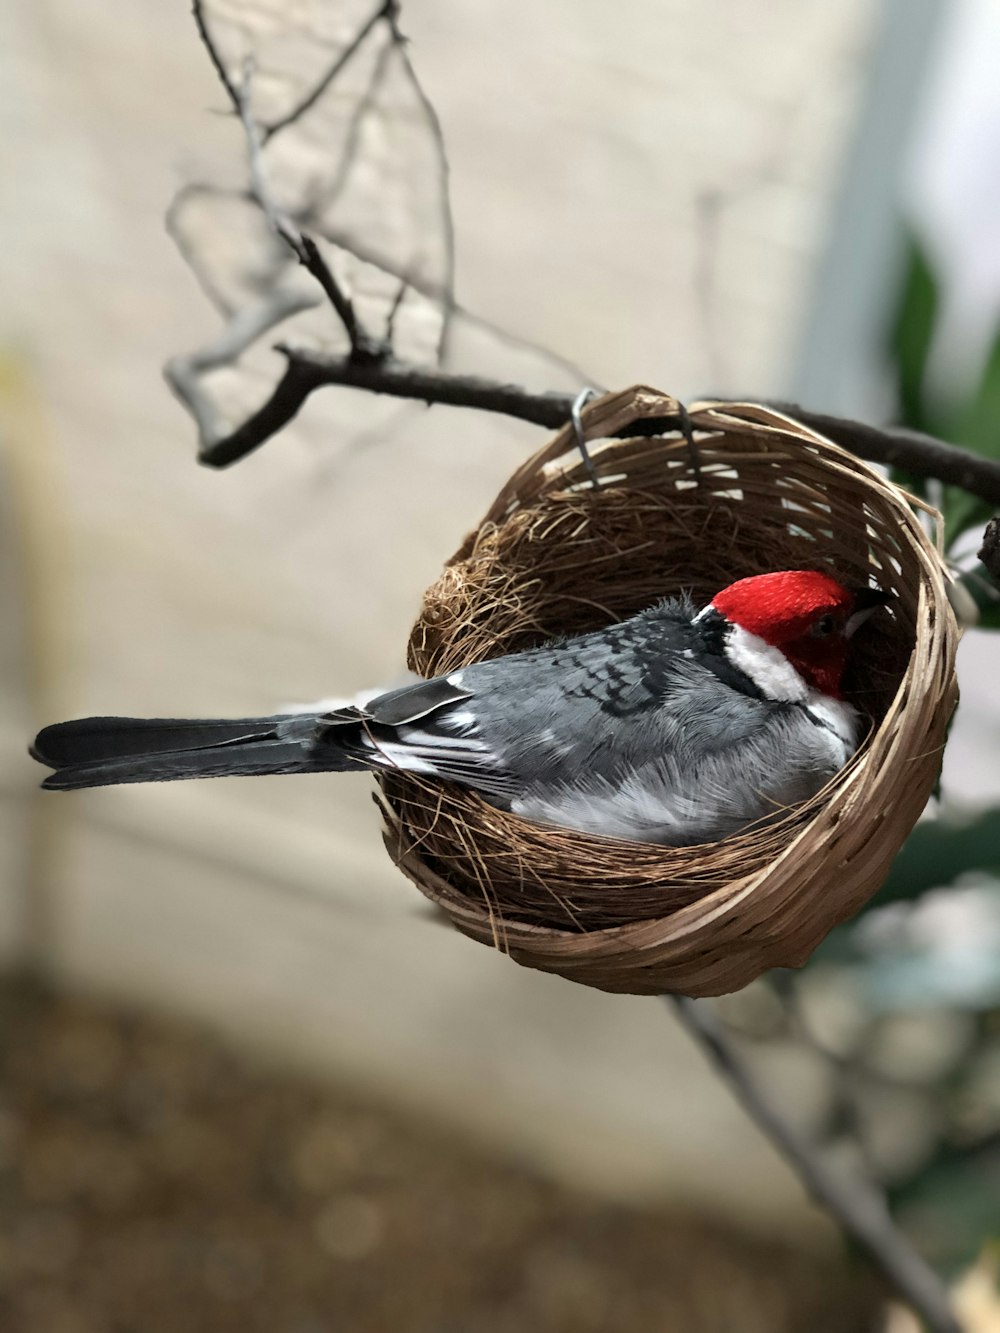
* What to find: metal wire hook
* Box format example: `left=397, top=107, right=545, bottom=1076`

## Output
left=570, top=386, right=601, bottom=486
left=673, top=400, right=702, bottom=483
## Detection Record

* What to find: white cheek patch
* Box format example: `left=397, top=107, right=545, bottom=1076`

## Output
left=725, top=625, right=860, bottom=757
left=724, top=625, right=810, bottom=703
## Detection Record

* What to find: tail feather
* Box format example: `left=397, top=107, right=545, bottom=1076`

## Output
left=31, top=714, right=365, bottom=791
left=31, top=715, right=294, bottom=766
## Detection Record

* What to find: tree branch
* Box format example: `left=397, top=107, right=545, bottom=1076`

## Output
left=190, top=0, right=241, bottom=111
left=197, top=350, right=575, bottom=467
left=386, top=6, right=455, bottom=362
left=302, top=33, right=396, bottom=223
left=765, top=401, right=1000, bottom=507
left=261, top=0, right=393, bottom=144
left=197, top=347, right=1000, bottom=512
left=979, top=516, right=1000, bottom=581
left=191, top=0, right=379, bottom=360
left=669, top=996, right=962, bottom=1333
left=167, top=180, right=598, bottom=388
left=196, top=352, right=324, bottom=467
left=163, top=292, right=321, bottom=457
left=184, top=5, right=1000, bottom=497
left=306, top=213, right=596, bottom=385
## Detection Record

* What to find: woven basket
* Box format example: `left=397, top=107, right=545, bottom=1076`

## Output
left=379, top=386, right=960, bottom=996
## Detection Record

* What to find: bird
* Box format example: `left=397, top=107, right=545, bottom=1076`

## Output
left=29, top=569, right=890, bottom=847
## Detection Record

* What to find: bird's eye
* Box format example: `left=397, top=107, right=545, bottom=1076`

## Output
left=811, top=614, right=837, bottom=638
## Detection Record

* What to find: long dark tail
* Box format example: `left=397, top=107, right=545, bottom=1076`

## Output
left=30, top=714, right=366, bottom=791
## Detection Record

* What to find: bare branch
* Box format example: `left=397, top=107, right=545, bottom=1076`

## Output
left=237, top=61, right=378, bottom=358
left=310, top=216, right=597, bottom=385
left=164, top=290, right=321, bottom=456
left=165, top=185, right=238, bottom=317
left=261, top=0, right=393, bottom=144
left=168, top=181, right=597, bottom=387
left=384, top=277, right=409, bottom=344
left=386, top=7, right=455, bottom=362
left=670, top=996, right=962, bottom=1333
left=196, top=351, right=322, bottom=468
left=978, top=516, right=1000, bottom=580
left=196, top=346, right=1000, bottom=510
left=766, top=401, right=1000, bottom=506
left=197, top=349, right=576, bottom=467
left=191, top=3, right=378, bottom=359
left=165, top=180, right=598, bottom=467
left=298, top=33, right=396, bottom=224
left=282, top=350, right=575, bottom=424
left=191, top=0, right=242, bottom=112
left=183, top=5, right=1000, bottom=521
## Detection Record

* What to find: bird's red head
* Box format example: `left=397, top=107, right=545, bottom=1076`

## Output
left=710, top=570, right=886, bottom=698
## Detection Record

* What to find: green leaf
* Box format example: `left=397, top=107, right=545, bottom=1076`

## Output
left=943, top=490, right=996, bottom=550
left=940, top=325, right=1000, bottom=545
left=868, top=810, right=1000, bottom=908
left=957, top=564, right=1000, bottom=629
left=891, top=1142, right=1000, bottom=1275
left=955, top=323, right=1000, bottom=461
left=888, top=232, right=940, bottom=435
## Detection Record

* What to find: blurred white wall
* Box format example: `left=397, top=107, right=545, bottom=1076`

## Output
left=0, top=0, right=883, bottom=1235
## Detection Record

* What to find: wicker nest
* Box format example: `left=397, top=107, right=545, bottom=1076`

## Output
left=379, top=387, right=960, bottom=996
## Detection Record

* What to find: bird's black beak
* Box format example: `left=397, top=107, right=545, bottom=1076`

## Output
left=852, top=585, right=893, bottom=610
left=846, top=584, right=893, bottom=638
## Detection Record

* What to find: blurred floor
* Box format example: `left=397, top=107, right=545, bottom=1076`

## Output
left=0, top=976, right=879, bottom=1333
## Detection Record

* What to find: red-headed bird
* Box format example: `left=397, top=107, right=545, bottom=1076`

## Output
left=30, top=570, right=889, bottom=845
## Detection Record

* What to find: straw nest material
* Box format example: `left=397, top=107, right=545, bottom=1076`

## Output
left=378, top=386, right=960, bottom=996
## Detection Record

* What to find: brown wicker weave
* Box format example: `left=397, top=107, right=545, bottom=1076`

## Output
left=379, top=386, right=960, bottom=996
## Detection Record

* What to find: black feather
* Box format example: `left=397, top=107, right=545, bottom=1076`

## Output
left=362, top=676, right=471, bottom=726
left=30, top=716, right=292, bottom=766
left=30, top=714, right=365, bottom=791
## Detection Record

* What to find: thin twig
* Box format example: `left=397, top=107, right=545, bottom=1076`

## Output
left=166, top=184, right=598, bottom=460
left=197, top=349, right=575, bottom=467
left=236, top=60, right=376, bottom=357
left=168, top=181, right=598, bottom=385
left=765, top=401, right=1000, bottom=506
left=385, top=277, right=409, bottom=344
left=164, top=290, right=321, bottom=457
left=191, top=2, right=377, bottom=359
left=387, top=6, right=456, bottom=363
left=165, top=185, right=239, bottom=317
left=261, top=0, right=393, bottom=143
left=196, top=351, right=323, bottom=467
left=190, top=0, right=241, bottom=110
left=184, top=4, right=1000, bottom=514
left=302, top=33, right=396, bottom=221
left=310, top=216, right=596, bottom=384
left=669, top=996, right=962, bottom=1333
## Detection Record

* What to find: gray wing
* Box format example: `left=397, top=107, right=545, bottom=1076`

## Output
left=334, top=599, right=696, bottom=799
left=338, top=600, right=853, bottom=843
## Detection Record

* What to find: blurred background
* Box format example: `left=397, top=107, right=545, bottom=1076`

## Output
left=2, top=0, right=1000, bottom=1329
